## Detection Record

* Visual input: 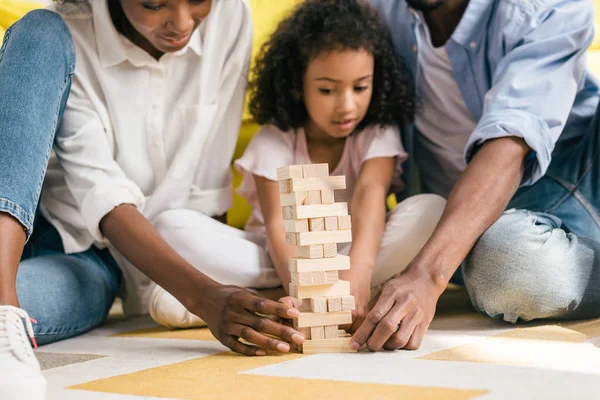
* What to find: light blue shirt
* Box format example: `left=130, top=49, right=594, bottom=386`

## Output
left=368, top=0, right=600, bottom=192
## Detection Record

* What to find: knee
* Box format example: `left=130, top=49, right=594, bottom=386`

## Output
left=7, top=10, right=74, bottom=69
left=464, top=210, right=582, bottom=322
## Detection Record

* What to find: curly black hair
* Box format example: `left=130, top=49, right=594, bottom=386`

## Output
left=249, top=0, right=415, bottom=133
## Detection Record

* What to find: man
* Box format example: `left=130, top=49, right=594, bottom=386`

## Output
left=351, top=0, right=600, bottom=351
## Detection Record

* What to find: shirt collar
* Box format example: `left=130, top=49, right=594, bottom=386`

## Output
left=409, top=0, right=493, bottom=49
left=93, top=0, right=202, bottom=69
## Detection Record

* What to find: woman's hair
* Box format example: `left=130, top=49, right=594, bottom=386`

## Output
left=248, top=0, right=415, bottom=133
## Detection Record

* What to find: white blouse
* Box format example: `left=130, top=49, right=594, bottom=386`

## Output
left=41, top=0, right=252, bottom=254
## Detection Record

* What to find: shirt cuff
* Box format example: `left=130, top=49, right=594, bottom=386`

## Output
left=80, top=182, right=146, bottom=243
left=464, top=109, right=555, bottom=186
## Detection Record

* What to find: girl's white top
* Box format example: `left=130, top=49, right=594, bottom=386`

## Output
left=41, top=0, right=252, bottom=254
left=235, top=124, right=408, bottom=236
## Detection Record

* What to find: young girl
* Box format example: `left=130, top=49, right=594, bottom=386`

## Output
left=235, top=0, right=447, bottom=331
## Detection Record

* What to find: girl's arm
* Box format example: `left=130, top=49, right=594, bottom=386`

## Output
left=254, top=175, right=298, bottom=293
left=344, top=156, right=396, bottom=331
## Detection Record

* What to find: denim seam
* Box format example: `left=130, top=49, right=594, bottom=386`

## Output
left=545, top=147, right=600, bottom=227
left=0, top=197, right=34, bottom=231
left=0, top=26, right=11, bottom=61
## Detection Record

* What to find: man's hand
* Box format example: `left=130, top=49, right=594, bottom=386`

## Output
left=194, top=284, right=305, bottom=356
left=350, top=267, right=443, bottom=351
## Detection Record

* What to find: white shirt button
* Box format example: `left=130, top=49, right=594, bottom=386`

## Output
left=413, top=44, right=417, bottom=53
left=470, top=41, right=477, bottom=49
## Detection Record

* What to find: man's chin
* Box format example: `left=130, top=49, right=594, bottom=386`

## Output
left=405, top=0, right=447, bottom=11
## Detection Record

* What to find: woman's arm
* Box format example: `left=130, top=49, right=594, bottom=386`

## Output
left=343, top=156, right=396, bottom=331
left=100, top=204, right=303, bottom=355
left=254, top=175, right=298, bottom=292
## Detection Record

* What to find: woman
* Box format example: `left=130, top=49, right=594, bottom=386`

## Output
left=0, top=1, right=303, bottom=398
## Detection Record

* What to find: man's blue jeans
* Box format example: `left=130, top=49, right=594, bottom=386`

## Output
left=463, top=102, right=600, bottom=323
left=0, top=11, right=121, bottom=345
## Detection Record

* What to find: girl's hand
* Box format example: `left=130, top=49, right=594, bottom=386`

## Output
left=341, top=269, right=373, bottom=333
left=193, top=283, right=305, bottom=356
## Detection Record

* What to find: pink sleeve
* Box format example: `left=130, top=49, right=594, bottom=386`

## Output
left=233, top=125, right=295, bottom=200
left=359, top=125, right=409, bottom=193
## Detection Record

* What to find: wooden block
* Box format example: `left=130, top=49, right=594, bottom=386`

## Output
left=285, top=232, right=298, bottom=246
left=307, top=190, right=322, bottom=205
left=289, top=255, right=350, bottom=273
left=279, top=179, right=291, bottom=194
left=308, top=217, right=325, bottom=232
left=297, top=245, right=324, bottom=259
left=289, top=176, right=346, bottom=192
left=299, top=298, right=311, bottom=312
left=280, top=192, right=308, bottom=206
left=338, top=329, right=351, bottom=338
left=321, top=189, right=335, bottom=204
left=289, top=282, right=298, bottom=298
left=324, top=216, right=338, bottom=231
left=297, top=326, right=311, bottom=340
left=284, top=219, right=309, bottom=233
left=297, top=310, right=352, bottom=328
left=293, top=280, right=351, bottom=299
left=327, top=297, right=343, bottom=312
left=338, top=215, right=352, bottom=230
left=323, top=243, right=337, bottom=258
left=282, top=203, right=348, bottom=220
left=325, top=325, right=339, bottom=339
left=310, top=326, right=326, bottom=340
left=302, top=163, right=329, bottom=178
left=291, top=271, right=339, bottom=286
left=297, top=230, right=352, bottom=246
left=277, top=165, right=304, bottom=181
left=341, top=295, right=356, bottom=311
left=309, top=298, right=328, bottom=313
left=302, top=337, right=356, bottom=354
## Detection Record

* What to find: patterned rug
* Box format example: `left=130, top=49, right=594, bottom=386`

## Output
left=38, top=287, right=600, bottom=400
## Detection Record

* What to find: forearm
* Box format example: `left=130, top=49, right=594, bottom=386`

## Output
left=344, top=186, right=387, bottom=279
left=411, top=137, right=531, bottom=291
left=100, top=204, right=218, bottom=309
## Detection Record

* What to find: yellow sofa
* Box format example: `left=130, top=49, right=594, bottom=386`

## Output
left=2, top=0, right=599, bottom=228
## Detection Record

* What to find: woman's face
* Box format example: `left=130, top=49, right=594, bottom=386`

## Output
left=119, top=0, right=212, bottom=56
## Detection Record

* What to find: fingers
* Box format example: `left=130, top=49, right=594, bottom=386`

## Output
left=224, top=335, right=267, bottom=357
left=237, top=291, right=299, bottom=319
left=383, top=308, right=424, bottom=350
left=279, top=296, right=304, bottom=309
left=350, top=292, right=395, bottom=351
left=365, top=302, right=411, bottom=351
left=405, top=320, right=429, bottom=350
left=228, top=324, right=292, bottom=353
left=236, top=309, right=305, bottom=346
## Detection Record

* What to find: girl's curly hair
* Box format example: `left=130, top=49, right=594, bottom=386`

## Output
left=249, top=0, right=415, bottom=133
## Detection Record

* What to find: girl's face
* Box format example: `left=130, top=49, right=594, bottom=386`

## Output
left=119, top=0, right=212, bottom=56
left=303, top=49, right=374, bottom=141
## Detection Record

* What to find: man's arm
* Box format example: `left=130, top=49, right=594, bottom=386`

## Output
left=351, top=137, right=529, bottom=351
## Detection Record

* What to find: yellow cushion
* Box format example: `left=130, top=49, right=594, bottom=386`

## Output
left=0, top=1, right=44, bottom=37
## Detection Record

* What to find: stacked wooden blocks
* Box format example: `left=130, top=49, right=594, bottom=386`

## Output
left=277, top=163, right=357, bottom=354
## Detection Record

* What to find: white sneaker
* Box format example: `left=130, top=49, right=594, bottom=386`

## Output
left=0, top=306, right=47, bottom=400
left=148, top=286, right=207, bottom=329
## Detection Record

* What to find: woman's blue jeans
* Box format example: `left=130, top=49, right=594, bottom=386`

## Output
left=0, top=10, right=121, bottom=345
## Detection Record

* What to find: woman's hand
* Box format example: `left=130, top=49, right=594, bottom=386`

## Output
left=192, top=283, right=305, bottom=356
left=341, top=268, right=372, bottom=333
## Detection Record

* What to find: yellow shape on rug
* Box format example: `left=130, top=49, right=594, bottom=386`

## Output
left=114, top=326, right=218, bottom=341
left=420, top=319, right=600, bottom=372
left=70, top=351, right=487, bottom=400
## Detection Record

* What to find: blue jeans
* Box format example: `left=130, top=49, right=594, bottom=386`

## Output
left=0, top=10, right=121, bottom=345
left=463, top=102, right=600, bottom=323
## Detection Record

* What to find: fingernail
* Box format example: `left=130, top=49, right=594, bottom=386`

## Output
left=350, top=341, right=360, bottom=351
left=256, top=349, right=267, bottom=356
left=292, top=333, right=304, bottom=343
left=277, top=343, right=290, bottom=352
left=287, top=309, right=300, bottom=317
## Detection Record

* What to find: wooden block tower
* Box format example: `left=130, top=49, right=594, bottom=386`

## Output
left=277, top=163, right=357, bottom=354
